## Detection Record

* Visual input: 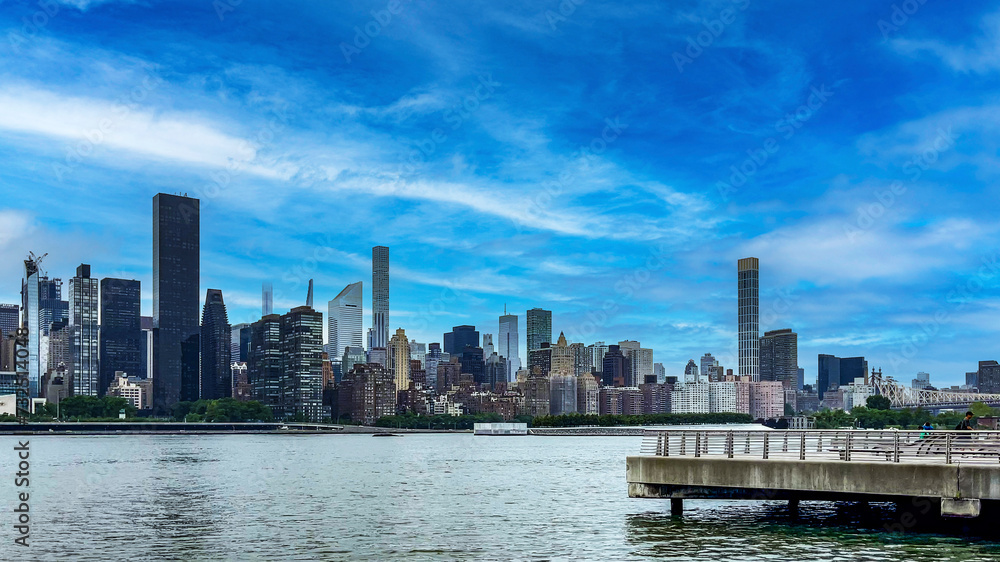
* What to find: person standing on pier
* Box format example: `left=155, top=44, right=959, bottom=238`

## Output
left=956, top=412, right=975, bottom=431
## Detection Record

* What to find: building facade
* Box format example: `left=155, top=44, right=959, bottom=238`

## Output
left=69, top=265, right=100, bottom=396
left=328, top=281, right=363, bottom=358
left=526, top=308, right=552, bottom=353
left=200, top=289, right=232, bottom=400
left=498, top=311, right=520, bottom=383
left=759, top=328, right=798, bottom=389
left=99, top=278, right=142, bottom=395
left=388, top=328, right=411, bottom=392
left=371, top=246, right=389, bottom=350
left=738, top=257, right=760, bottom=381
left=153, top=193, right=201, bottom=412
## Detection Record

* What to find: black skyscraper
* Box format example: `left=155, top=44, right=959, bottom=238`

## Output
left=99, top=278, right=142, bottom=394
left=153, top=193, right=200, bottom=412
left=201, top=289, right=232, bottom=400
left=602, top=344, right=631, bottom=387
left=444, top=325, right=479, bottom=357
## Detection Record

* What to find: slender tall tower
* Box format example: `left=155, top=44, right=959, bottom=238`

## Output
left=388, top=327, right=410, bottom=391
left=153, top=193, right=200, bottom=413
left=262, top=282, right=273, bottom=317
left=738, top=257, right=760, bottom=381
left=372, top=246, right=389, bottom=350
left=21, top=256, right=41, bottom=397
left=498, top=308, right=520, bottom=383
left=200, top=289, right=232, bottom=400
left=69, top=264, right=99, bottom=396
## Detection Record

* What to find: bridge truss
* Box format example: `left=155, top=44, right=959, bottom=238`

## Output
left=870, top=371, right=1000, bottom=409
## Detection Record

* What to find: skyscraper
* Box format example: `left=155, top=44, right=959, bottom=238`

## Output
left=153, top=193, right=201, bottom=412
left=200, top=289, right=232, bottom=400
left=21, top=256, right=41, bottom=397
left=444, top=325, right=479, bottom=356
left=281, top=306, right=324, bottom=422
left=249, top=314, right=282, bottom=415
left=371, top=246, right=389, bottom=350
left=69, top=264, right=99, bottom=396
left=388, top=327, right=410, bottom=391
left=0, top=304, right=18, bottom=337
left=36, top=275, right=68, bottom=387
left=262, top=282, right=273, bottom=317
left=99, top=278, right=142, bottom=394
left=700, top=353, right=718, bottom=383
left=759, top=328, right=798, bottom=389
left=498, top=311, right=520, bottom=383
left=738, top=257, right=760, bottom=381
left=526, top=308, right=552, bottom=353
left=602, top=345, right=630, bottom=387
left=328, top=281, right=363, bottom=357
left=231, top=323, right=252, bottom=363
left=482, top=333, right=494, bottom=357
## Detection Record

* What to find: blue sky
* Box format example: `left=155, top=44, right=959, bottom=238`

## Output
left=1, top=0, right=999, bottom=386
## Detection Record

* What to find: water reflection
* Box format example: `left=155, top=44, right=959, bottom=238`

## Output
left=625, top=502, right=1000, bottom=561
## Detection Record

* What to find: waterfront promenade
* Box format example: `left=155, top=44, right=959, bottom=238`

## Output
left=628, top=429, right=1000, bottom=518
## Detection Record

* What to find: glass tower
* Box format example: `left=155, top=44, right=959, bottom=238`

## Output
left=738, top=257, right=759, bottom=381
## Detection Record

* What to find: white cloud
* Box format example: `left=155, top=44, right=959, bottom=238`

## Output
left=891, top=11, right=1000, bottom=74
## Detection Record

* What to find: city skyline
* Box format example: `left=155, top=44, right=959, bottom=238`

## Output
left=1, top=2, right=1000, bottom=386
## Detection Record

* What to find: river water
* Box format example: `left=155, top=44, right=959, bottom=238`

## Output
left=6, top=432, right=1000, bottom=561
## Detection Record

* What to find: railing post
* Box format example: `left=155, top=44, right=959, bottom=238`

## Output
left=845, top=432, right=852, bottom=462
left=946, top=433, right=952, bottom=464
left=727, top=430, right=734, bottom=459
left=664, top=432, right=669, bottom=457
left=893, top=432, right=900, bottom=463
left=744, top=433, right=751, bottom=454
left=799, top=432, right=806, bottom=461
left=680, top=432, right=686, bottom=456
left=695, top=432, right=701, bottom=458
left=763, top=432, right=769, bottom=460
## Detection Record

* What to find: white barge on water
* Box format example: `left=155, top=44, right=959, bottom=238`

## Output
left=474, top=422, right=528, bottom=436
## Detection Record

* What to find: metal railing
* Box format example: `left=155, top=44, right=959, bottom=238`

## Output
left=639, top=429, right=1000, bottom=465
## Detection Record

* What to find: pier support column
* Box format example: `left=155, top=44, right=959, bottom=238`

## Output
left=670, top=498, right=683, bottom=516
left=788, top=498, right=799, bottom=516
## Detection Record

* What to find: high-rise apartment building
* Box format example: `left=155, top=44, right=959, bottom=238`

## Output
left=684, top=359, right=699, bottom=384
left=21, top=257, right=41, bottom=397
left=328, top=281, right=363, bottom=358
left=69, top=265, right=99, bottom=396
left=654, top=362, right=665, bottom=384
left=817, top=354, right=868, bottom=400
left=388, top=328, right=411, bottom=392
left=99, top=278, right=142, bottom=394
left=153, top=193, right=201, bottom=412
left=602, top=344, right=630, bottom=387
left=526, top=308, right=552, bottom=353
left=977, top=361, right=1000, bottom=394
left=281, top=306, right=324, bottom=422
left=498, top=311, right=520, bottom=383
left=371, top=246, right=389, bottom=350
left=38, top=276, right=68, bottom=380
left=738, top=257, right=760, bottom=381
left=231, top=323, right=251, bottom=363
left=200, top=289, right=232, bottom=400
left=759, top=328, right=798, bottom=389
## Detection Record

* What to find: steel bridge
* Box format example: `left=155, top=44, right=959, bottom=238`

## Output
left=870, top=371, right=1000, bottom=410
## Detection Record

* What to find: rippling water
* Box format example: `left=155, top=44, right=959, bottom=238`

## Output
left=10, top=432, right=1000, bottom=560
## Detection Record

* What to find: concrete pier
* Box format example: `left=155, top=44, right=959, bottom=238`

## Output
left=628, top=429, right=1000, bottom=519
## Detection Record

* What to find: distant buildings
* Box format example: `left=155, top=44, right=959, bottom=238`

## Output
left=0, top=304, right=18, bottom=337
left=978, top=361, right=1000, bottom=394
left=526, top=308, right=552, bottom=353
left=738, top=257, right=760, bottom=381
left=99, top=278, right=142, bottom=394
left=200, top=289, right=232, bottom=400
left=759, top=329, right=797, bottom=389
left=280, top=306, right=324, bottom=421
left=444, top=325, right=479, bottom=357
left=684, top=359, right=699, bottom=384
left=69, top=264, right=99, bottom=396
left=388, top=328, right=411, bottom=392
left=601, top=344, right=630, bottom=387
left=371, top=246, right=390, bottom=350
left=817, top=354, right=868, bottom=400
left=912, top=371, right=931, bottom=390
left=339, top=363, right=396, bottom=424
left=152, top=193, right=201, bottom=413
left=498, top=311, right=520, bottom=383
